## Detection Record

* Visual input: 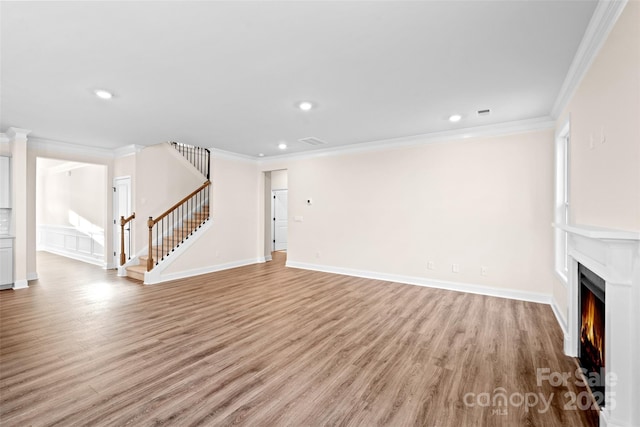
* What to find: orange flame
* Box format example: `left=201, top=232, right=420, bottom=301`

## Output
left=580, top=291, right=604, bottom=366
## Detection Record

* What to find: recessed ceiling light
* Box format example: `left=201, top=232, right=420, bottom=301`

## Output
left=94, top=89, right=113, bottom=99
left=278, top=143, right=287, bottom=150
left=258, top=153, right=265, bottom=157
left=449, top=114, right=462, bottom=122
left=298, top=101, right=314, bottom=111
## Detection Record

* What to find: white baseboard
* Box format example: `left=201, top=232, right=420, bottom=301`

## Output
left=38, top=225, right=105, bottom=267
left=146, top=257, right=265, bottom=285
left=13, top=279, right=28, bottom=289
left=39, top=247, right=106, bottom=268
left=550, top=295, right=568, bottom=336
left=27, top=272, right=38, bottom=281
left=264, top=255, right=273, bottom=262
left=286, top=261, right=552, bottom=305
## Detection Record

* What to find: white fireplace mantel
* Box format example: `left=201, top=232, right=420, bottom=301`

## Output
left=555, top=223, right=640, bottom=427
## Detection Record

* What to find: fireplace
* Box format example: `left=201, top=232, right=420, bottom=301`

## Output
left=578, top=263, right=605, bottom=402
left=555, top=222, right=640, bottom=427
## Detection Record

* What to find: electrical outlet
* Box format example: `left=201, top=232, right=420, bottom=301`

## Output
left=427, top=261, right=435, bottom=270
left=452, top=263, right=460, bottom=273
left=481, top=266, right=487, bottom=276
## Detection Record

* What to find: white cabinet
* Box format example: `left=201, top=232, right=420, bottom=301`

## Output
left=0, top=238, right=13, bottom=287
left=0, top=156, right=10, bottom=209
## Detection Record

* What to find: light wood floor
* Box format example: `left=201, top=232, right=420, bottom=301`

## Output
left=0, top=252, right=598, bottom=426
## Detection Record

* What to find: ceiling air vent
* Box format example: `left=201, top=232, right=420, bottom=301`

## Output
left=477, top=109, right=491, bottom=117
left=298, top=137, right=327, bottom=146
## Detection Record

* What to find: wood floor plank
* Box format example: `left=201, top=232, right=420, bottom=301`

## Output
left=0, top=251, right=599, bottom=426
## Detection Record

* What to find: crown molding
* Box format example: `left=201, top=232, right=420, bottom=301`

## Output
left=210, top=147, right=257, bottom=164
left=29, top=136, right=115, bottom=159
left=258, top=116, right=555, bottom=164
left=113, top=144, right=144, bottom=158
left=550, top=0, right=628, bottom=118
left=6, top=127, right=32, bottom=140
left=14, top=114, right=555, bottom=165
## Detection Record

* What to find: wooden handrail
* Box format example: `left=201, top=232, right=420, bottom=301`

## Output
left=150, top=180, right=210, bottom=226
left=147, top=180, right=211, bottom=271
left=119, top=212, right=135, bottom=266
left=121, top=213, right=136, bottom=225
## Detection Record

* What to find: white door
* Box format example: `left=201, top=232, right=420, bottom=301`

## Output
left=113, top=177, right=132, bottom=266
left=273, top=190, right=288, bottom=251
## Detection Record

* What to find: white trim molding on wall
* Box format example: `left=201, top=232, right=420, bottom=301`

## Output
left=29, top=136, right=115, bottom=159
left=12, top=279, right=28, bottom=290
left=147, top=257, right=268, bottom=285
left=136, top=219, right=268, bottom=285
left=37, top=224, right=106, bottom=267
left=286, top=261, right=552, bottom=305
left=550, top=0, right=629, bottom=117
left=258, top=116, right=555, bottom=164
left=550, top=295, right=568, bottom=338
left=554, top=118, right=571, bottom=285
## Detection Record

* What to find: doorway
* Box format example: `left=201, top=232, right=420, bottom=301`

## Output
left=35, top=158, right=107, bottom=267
left=113, top=176, right=132, bottom=266
left=264, top=169, right=288, bottom=258
left=272, top=189, right=288, bottom=251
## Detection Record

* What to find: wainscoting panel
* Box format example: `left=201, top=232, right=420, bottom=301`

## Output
left=38, top=224, right=105, bottom=267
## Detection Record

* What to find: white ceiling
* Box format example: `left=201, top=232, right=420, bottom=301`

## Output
left=1, top=1, right=597, bottom=157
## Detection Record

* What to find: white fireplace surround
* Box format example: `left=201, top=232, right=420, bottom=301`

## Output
left=555, top=223, right=640, bottom=427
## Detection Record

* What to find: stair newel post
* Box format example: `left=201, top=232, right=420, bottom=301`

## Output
left=119, top=216, right=126, bottom=266
left=147, top=217, right=154, bottom=271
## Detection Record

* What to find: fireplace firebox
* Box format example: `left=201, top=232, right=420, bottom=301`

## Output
left=578, top=263, right=606, bottom=402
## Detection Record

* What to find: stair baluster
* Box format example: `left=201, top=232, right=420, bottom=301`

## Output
left=145, top=180, right=210, bottom=272
left=170, top=141, right=210, bottom=180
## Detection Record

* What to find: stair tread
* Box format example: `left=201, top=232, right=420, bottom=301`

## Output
left=121, top=203, right=210, bottom=277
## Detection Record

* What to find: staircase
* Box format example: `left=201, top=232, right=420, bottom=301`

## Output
left=125, top=203, right=209, bottom=281
left=121, top=141, right=211, bottom=283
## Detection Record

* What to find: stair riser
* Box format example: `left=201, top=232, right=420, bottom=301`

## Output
left=126, top=270, right=145, bottom=281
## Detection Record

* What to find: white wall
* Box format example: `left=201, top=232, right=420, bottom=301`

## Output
left=271, top=169, right=288, bottom=190
left=161, top=155, right=260, bottom=276
left=37, top=159, right=106, bottom=229
left=134, top=143, right=206, bottom=255
left=114, top=153, right=136, bottom=178
left=560, top=1, right=639, bottom=231
left=553, top=1, right=640, bottom=320
left=262, top=129, right=555, bottom=297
